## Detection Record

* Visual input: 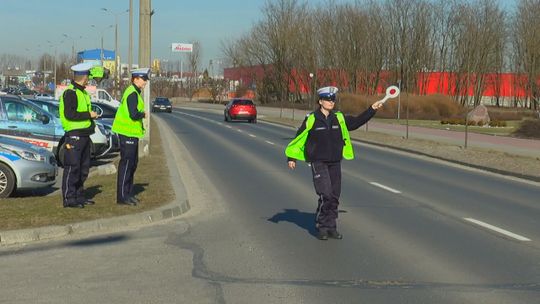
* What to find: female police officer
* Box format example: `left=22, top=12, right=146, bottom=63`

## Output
left=285, top=86, right=384, bottom=240
left=112, top=68, right=149, bottom=206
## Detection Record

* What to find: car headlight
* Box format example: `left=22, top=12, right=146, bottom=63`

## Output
left=11, top=148, right=45, bottom=162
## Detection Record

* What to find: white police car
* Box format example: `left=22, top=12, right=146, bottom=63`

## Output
left=0, top=136, right=57, bottom=198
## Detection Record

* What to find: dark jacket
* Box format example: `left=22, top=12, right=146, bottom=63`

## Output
left=63, top=81, right=95, bottom=136
left=289, top=107, right=376, bottom=162
left=126, top=84, right=145, bottom=121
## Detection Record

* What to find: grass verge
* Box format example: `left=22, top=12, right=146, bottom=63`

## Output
left=0, top=118, right=175, bottom=231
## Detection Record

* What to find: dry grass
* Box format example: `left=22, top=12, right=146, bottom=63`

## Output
left=0, top=119, right=175, bottom=231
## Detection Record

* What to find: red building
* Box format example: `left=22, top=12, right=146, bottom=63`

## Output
left=224, top=65, right=539, bottom=100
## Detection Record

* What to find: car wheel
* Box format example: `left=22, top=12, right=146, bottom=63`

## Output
left=55, top=136, right=66, bottom=167
left=0, top=163, right=16, bottom=198
left=168, top=109, right=172, bottom=113
left=251, top=118, right=257, bottom=124
left=57, top=143, right=66, bottom=167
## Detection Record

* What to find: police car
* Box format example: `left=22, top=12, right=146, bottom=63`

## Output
left=0, top=136, right=57, bottom=198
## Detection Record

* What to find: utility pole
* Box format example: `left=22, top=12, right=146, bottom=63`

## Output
left=139, top=0, right=152, bottom=155
left=128, top=0, right=133, bottom=74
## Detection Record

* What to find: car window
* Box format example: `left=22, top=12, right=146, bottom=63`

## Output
left=155, top=98, right=170, bottom=105
left=92, top=104, right=117, bottom=118
left=4, top=100, right=41, bottom=122
left=233, top=99, right=254, bottom=106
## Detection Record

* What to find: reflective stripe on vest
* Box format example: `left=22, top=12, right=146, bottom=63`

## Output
left=59, top=84, right=92, bottom=132
left=112, top=84, right=145, bottom=138
left=284, top=112, right=354, bottom=161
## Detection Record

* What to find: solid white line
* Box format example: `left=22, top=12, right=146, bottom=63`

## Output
left=464, top=218, right=531, bottom=241
left=249, top=134, right=256, bottom=138
left=226, top=126, right=232, bottom=129
left=265, top=141, right=275, bottom=145
left=237, top=129, right=243, bottom=132
left=369, top=182, right=402, bottom=193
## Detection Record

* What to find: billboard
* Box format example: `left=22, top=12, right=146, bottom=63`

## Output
left=171, top=43, right=193, bottom=53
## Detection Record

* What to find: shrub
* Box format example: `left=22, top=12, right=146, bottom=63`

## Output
left=339, top=93, right=463, bottom=120
left=512, top=119, right=540, bottom=139
left=487, top=107, right=537, bottom=121
left=489, top=120, right=507, bottom=127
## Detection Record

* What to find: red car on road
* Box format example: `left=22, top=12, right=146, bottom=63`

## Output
left=224, top=99, right=257, bottom=123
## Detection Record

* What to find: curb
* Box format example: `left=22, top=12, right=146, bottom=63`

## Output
left=0, top=199, right=190, bottom=246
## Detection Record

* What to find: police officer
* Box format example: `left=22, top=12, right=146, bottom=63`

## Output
left=112, top=68, right=149, bottom=206
left=285, top=86, right=384, bottom=240
left=59, top=62, right=99, bottom=208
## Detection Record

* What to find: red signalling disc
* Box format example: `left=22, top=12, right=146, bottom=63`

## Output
left=390, top=89, right=396, bottom=95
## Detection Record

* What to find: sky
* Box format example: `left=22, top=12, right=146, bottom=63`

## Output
left=0, top=0, right=518, bottom=72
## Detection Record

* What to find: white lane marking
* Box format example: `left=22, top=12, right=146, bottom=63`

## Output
left=464, top=218, right=531, bottom=241
left=369, top=182, right=402, bottom=194
left=265, top=141, right=275, bottom=145
left=237, top=129, right=243, bottom=133
left=249, top=134, right=256, bottom=138
left=226, top=125, right=232, bottom=129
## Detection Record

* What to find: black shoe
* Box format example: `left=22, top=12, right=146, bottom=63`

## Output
left=128, top=196, right=140, bottom=205
left=83, top=199, right=95, bottom=205
left=117, top=200, right=136, bottom=206
left=317, top=230, right=328, bottom=241
left=328, top=230, right=343, bottom=239
left=64, top=203, right=84, bottom=209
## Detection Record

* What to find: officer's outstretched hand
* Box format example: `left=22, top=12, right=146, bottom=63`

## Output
left=371, top=100, right=384, bottom=110
left=90, top=111, right=98, bottom=119
left=288, top=160, right=296, bottom=170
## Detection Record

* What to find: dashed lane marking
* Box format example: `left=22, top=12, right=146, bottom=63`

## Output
left=369, top=182, right=402, bottom=194
left=464, top=218, right=531, bottom=242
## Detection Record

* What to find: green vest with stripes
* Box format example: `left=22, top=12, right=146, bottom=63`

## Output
left=285, top=111, right=354, bottom=161
left=112, top=84, right=145, bottom=138
left=59, top=84, right=92, bottom=132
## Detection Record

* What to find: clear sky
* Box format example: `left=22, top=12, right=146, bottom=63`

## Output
left=0, top=0, right=518, bottom=71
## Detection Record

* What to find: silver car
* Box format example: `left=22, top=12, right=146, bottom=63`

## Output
left=0, top=136, right=57, bottom=198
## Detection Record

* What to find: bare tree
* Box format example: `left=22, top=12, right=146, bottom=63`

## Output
left=512, top=0, right=540, bottom=110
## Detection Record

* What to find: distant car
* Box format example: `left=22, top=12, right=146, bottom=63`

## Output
left=151, top=97, right=172, bottom=113
left=224, top=99, right=257, bottom=123
left=0, top=136, right=57, bottom=198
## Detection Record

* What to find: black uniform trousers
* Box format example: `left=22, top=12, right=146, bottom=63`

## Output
left=62, top=135, right=91, bottom=206
left=117, top=134, right=139, bottom=202
left=311, top=161, right=342, bottom=231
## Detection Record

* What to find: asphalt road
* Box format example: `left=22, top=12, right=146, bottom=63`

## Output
left=1, top=107, right=539, bottom=303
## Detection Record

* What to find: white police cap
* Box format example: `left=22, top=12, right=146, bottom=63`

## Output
left=131, top=68, right=151, bottom=79
left=70, top=62, right=96, bottom=75
left=317, top=86, right=339, bottom=100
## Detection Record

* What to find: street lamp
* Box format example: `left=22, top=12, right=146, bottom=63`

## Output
left=90, top=24, right=113, bottom=62
left=62, top=34, right=84, bottom=61
left=101, top=7, right=129, bottom=97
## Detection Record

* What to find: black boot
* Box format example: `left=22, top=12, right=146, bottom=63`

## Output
left=328, top=230, right=343, bottom=240
left=317, top=229, right=328, bottom=241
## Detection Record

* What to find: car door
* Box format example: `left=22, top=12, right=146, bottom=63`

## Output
left=0, top=98, right=57, bottom=150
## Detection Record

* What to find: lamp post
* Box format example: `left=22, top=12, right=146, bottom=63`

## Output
left=62, top=34, right=83, bottom=61
left=90, top=24, right=113, bottom=62
left=46, top=40, right=63, bottom=92
left=101, top=7, right=129, bottom=97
